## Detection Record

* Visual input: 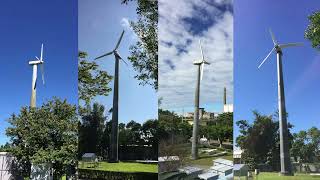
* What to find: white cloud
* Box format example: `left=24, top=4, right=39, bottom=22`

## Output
left=120, top=17, right=138, bottom=41
left=120, top=17, right=130, bottom=29
left=158, top=0, right=233, bottom=111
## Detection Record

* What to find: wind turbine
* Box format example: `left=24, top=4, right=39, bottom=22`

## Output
left=191, top=40, right=210, bottom=160
left=95, top=30, right=128, bottom=163
left=29, top=44, right=45, bottom=108
left=258, top=29, right=302, bottom=175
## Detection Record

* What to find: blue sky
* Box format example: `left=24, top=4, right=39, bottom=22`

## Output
left=158, top=0, right=233, bottom=115
left=234, top=0, right=320, bottom=143
left=78, top=0, right=157, bottom=124
left=0, top=0, right=78, bottom=145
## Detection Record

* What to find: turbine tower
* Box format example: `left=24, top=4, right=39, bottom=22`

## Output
left=258, top=29, right=302, bottom=175
left=29, top=44, right=45, bottom=108
left=95, top=30, right=128, bottom=163
left=192, top=40, right=210, bottom=160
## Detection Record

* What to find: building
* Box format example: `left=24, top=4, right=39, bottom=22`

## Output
left=183, top=109, right=217, bottom=126
left=233, top=148, right=243, bottom=164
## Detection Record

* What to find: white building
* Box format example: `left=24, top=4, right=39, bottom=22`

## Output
left=0, top=152, right=15, bottom=180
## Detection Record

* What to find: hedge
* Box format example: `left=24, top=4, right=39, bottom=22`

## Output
left=78, top=169, right=158, bottom=180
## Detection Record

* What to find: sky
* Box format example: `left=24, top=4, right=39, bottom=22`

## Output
left=158, top=0, right=233, bottom=114
left=78, top=0, right=157, bottom=124
left=234, top=0, right=320, bottom=143
left=0, top=0, right=78, bottom=145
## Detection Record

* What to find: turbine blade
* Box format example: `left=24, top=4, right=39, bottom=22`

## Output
left=279, top=43, right=303, bottom=48
left=114, top=30, right=125, bottom=50
left=269, top=28, right=277, bottom=45
left=199, top=40, right=204, bottom=61
left=95, top=51, right=114, bottom=60
left=35, top=56, right=39, bottom=60
left=258, top=47, right=275, bottom=69
left=40, top=63, right=45, bottom=85
left=200, top=63, right=204, bottom=81
left=40, top=43, right=43, bottom=61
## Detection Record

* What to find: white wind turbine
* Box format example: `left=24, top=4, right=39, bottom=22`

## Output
left=29, top=44, right=45, bottom=108
left=258, top=29, right=302, bottom=175
left=191, top=40, right=210, bottom=160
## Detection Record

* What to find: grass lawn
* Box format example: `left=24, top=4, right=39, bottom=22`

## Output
left=180, top=143, right=233, bottom=168
left=25, top=175, right=66, bottom=180
left=236, top=172, right=320, bottom=180
left=185, top=153, right=233, bottom=168
left=78, top=161, right=158, bottom=173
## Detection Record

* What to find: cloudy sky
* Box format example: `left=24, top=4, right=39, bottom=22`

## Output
left=158, top=0, right=233, bottom=113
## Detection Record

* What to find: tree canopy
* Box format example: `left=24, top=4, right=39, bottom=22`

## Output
left=305, top=11, right=320, bottom=50
left=78, top=51, right=113, bottom=106
left=236, top=111, right=294, bottom=170
left=78, top=103, right=158, bottom=160
left=121, top=0, right=158, bottom=90
left=291, top=127, right=320, bottom=163
left=5, top=98, right=78, bottom=178
left=78, top=103, right=108, bottom=159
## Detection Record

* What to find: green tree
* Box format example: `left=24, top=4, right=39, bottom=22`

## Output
left=126, top=120, right=142, bottom=144
left=78, top=51, right=113, bottom=107
left=159, top=109, right=192, bottom=144
left=199, top=112, right=233, bottom=147
left=121, top=0, right=158, bottom=90
left=141, top=119, right=158, bottom=153
left=291, top=127, right=320, bottom=163
left=235, top=111, right=293, bottom=170
left=78, top=103, right=107, bottom=158
left=305, top=11, right=320, bottom=50
left=6, top=98, right=78, bottom=178
left=0, top=143, right=11, bottom=152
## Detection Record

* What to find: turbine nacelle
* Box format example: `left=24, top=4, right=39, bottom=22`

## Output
left=194, top=40, right=210, bottom=81
left=29, top=43, right=45, bottom=85
left=95, top=30, right=128, bottom=65
left=29, top=60, right=42, bottom=65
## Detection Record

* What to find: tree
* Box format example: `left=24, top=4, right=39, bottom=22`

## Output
left=199, top=112, right=233, bottom=147
left=121, top=0, right=158, bottom=90
left=291, top=127, right=320, bottom=163
left=6, top=98, right=78, bottom=178
left=78, top=51, right=113, bottom=107
left=141, top=119, right=158, bottom=153
left=158, top=109, right=192, bottom=144
left=305, top=11, right=320, bottom=50
left=78, top=103, right=107, bottom=158
left=0, top=143, right=11, bottom=152
left=235, top=111, right=294, bottom=170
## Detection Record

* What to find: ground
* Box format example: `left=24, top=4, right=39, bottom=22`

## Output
left=159, top=143, right=233, bottom=179
left=180, top=143, right=233, bottom=168
left=237, top=172, right=320, bottom=180
left=78, top=161, right=158, bottom=173
left=185, top=153, right=233, bottom=168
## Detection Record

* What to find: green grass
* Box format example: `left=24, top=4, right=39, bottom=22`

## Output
left=236, top=172, right=320, bottom=180
left=25, top=175, right=66, bottom=180
left=185, top=154, right=233, bottom=167
left=78, top=161, right=158, bottom=173
left=182, top=143, right=233, bottom=168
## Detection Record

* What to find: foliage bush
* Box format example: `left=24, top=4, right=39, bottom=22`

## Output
left=78, top=169, right=158, bottom=180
